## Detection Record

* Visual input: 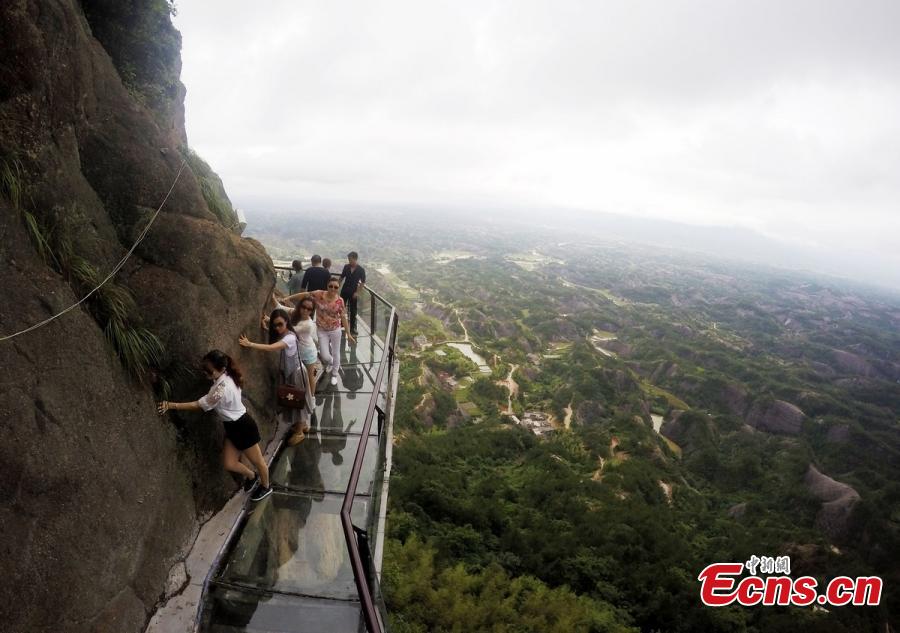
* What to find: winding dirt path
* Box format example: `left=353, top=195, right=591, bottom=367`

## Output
left=455, top=309, right=470, bottom=342
left=497, top=363, right=519, bottom=414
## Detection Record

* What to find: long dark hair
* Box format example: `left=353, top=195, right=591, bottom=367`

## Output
left=268, top=308, right=296, bottom=344
left=290, top=298, right=316, bottom=326
left=202, top=349, right=243, bottom=388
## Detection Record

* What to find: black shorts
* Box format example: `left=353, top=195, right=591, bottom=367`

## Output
left=223, top=413, right=262, bottom=451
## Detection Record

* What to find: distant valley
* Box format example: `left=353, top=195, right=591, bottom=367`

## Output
left=249, top=210, right=899, bottom=632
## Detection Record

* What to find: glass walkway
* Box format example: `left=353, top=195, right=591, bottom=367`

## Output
left=198, top=278, right=397, bottom=633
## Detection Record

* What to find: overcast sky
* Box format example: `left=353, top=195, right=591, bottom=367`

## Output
left=174, top=1, right=900, bottom=279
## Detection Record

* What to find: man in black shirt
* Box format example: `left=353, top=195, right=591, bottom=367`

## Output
left=300, top=254, right=331, bottom=292
left=340, top=251, right=366, bottom=335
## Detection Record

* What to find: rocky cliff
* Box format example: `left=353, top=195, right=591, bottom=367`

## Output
left=803, top=464, right=860, bottom=542
left=0, top=2, right=277, bottom=631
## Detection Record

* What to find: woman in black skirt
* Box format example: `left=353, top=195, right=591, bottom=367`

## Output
left=157, top=350, right=272, bottom=502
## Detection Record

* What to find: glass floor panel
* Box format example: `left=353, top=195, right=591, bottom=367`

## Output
left=218, top=492, right=370, bottom=600
left=200, top=585, right=364, bottom=633
left=271, top=433, right=379, bottom=496
left=308, top=327, right=385, bottom=366
left=315, top=364, right=384, bottom=395
left=311, top=392, right=383, bottom=436
left=338, top=336, right=385, bottom=365
left=310, top=392, right=387, bottom=435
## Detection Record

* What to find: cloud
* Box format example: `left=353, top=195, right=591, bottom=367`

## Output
left=174, top=0, right=900, bottom=278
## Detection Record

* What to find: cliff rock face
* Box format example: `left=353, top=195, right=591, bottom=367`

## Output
left=745, top=399, right=805, bottom=435
left=0, top=2, right=276, bottom=631
left=830, top=348, right=878, bottom=378
left=803, top=465, right=860, bottom=542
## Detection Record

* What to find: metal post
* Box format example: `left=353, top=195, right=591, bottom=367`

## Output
left=354, top=525, right=373, bottom=587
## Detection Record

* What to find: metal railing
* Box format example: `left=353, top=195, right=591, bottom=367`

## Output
left=274, top=265, right=389, bottom=340
left=274, top=265, right=397, bottom=632
left=342, top=309, right=397, bottom=633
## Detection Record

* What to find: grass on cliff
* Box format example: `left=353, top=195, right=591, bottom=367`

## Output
left=1, top=158, right=24, bottom=210
left=3, top=159, right=59, bottom=267
left=53, top=220, right=166, bottom=381
left=104, top=319, right=165, bottom=380
left=182, top=147, right=239, bottom=229
left=0, top=171, right=167, bottom=384
left=81, top=0, right=180, bottom=116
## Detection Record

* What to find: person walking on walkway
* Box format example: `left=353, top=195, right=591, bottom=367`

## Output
left=240, top=308, right=311, bottom=446
left=287, top=259, right=304, bottom=294
left=284, top=278, right=355, bottom=386
left=157, top=350, right=272, bottom=502
left=300, top=254, right=331, bottom=292
left=340, top=251, right=366, bottom=335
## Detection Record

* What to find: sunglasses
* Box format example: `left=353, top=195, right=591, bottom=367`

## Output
left=274, top=321, right=287, bottom=328
left=328, top=284, right=339, bottom=289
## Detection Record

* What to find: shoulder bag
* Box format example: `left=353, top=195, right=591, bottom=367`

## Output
left=277, top=335, right=306, bottom=409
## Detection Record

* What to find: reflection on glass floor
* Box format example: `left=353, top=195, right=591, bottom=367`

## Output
left=318, top=328, right=386, bottom=368
left=339, top=334, right=385, bottom=366
left=272, top=432, right=378, bottom=496
left=217, top=492, right=369, bottom=599
left=201, top=585, right=365, bottom=633
left=313, top=392, right=383, bottom=436
left=201, top=374, right=387, bottom=632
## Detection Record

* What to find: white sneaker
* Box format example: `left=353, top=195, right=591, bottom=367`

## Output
left=330, top=376, right=338, bottom=386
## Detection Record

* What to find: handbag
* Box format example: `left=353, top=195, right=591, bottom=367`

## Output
left=277, top=382, right=306, bottom=408
left=277, top=336, right=306, bottom=409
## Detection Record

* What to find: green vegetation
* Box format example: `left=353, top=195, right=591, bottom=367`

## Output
left=1, top=168, right=167, bottom=384
left=2, top=159, right=54, bottom=265
left=1, top=158, right=25, bottom=211
left=385, top=420, right=833, bottom=632
left=81, top=0, right=181, bottom=116
left=253, top=216, right=899, bottom=631
left=384, top=536, right=635, bottom=633
left=181, top=147, right=239, bottom=229
left=397, top=313, right=446, bottom=347
left=52, top=209, right=167, bottom=382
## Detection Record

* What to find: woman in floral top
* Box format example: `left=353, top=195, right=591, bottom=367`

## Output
left=285, top=277, right=355, bottom=386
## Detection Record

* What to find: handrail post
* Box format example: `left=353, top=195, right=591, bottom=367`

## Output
left=354, top=525, right=373, bottom=585
left=370, top=289, right=376, bottom=337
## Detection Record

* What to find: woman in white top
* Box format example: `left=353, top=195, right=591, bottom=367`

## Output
left=284, top=277, right=355, bottom=386
left=157, top=350, right=272, bottom=502
left=259, top=300, right=318, bottom=386
left=290, top=297, right=319, bottom=387
left=240, top=308, right=310, bottom=446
